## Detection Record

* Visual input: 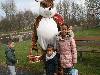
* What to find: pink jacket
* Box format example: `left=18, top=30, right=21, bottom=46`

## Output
left=56, top=35, right=77, bottom=68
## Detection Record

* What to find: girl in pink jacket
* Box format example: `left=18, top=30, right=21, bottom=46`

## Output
left=56, top=25, right=77, bottom=75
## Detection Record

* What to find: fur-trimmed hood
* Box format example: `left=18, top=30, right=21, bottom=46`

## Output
left=46, top=51, right=56, bottom=61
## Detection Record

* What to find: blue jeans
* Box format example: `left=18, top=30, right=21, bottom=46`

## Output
left=8, top=65, right=16, bottom=75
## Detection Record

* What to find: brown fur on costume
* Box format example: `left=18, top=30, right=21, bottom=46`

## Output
left=40, top=0, right=54, bottom=8
left=32, top=0, right=55, bottom=50
left=32, top=15, right=42, bottom=50
left=31, top=1, right=64, bottom=75
left=32, top=0, right=64, bottom=50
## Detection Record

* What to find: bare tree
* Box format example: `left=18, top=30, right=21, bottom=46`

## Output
left=85, top=0, right=100, bottom=28
left=57, top=0, right=100, bottom=29
left=0, top=0, right=16, bottom=31
left=1, top=0, right=16, bottom=20
left=62, top=0, right=70, bottom=24
left=57, top=0, right=70, bottom=25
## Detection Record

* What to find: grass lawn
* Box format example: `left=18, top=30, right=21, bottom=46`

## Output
left=74, top=28, right=100, bottom=75
left=75, top=28, right=100, bottom=37
left=0, top=40, right=100, bottom=75
left=0, top=28, right=100, bottom=75
left=0, top=40, right=44, bottom=73
left=77, top=49, right=100, bottom=75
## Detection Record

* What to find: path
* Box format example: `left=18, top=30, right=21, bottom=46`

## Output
left=0, top=65, right=43, bottom=75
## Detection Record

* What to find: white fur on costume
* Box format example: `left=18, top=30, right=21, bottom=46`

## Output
left=37, top=18, right=58, bottom=50
left=39, top=7, right=57, bottom=18
left=37, top=2, right=58, bottom=50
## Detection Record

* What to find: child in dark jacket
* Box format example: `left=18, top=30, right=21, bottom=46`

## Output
left=5, top=39, right=16, bottom=75
left=44, top=44, right=58, bottom=75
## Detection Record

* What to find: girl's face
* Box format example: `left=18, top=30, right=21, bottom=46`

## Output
left=47, top=47, right=53, bottom=56
left=61, top=25, right=68, bottom=37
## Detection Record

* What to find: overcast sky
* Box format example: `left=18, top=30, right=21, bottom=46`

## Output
left=0, top=0, right=85, bottom=19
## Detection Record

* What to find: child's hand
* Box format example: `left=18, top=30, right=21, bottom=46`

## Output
left=17, top=60, right=18, bottom=63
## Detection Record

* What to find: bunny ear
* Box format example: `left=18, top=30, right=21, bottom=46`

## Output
left=35, top=0, right=44, bottom=2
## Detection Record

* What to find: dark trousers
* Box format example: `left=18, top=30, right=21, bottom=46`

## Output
left=63, top=68, right=72, bottom=75
left=46, top=71, right=54, bottom=75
